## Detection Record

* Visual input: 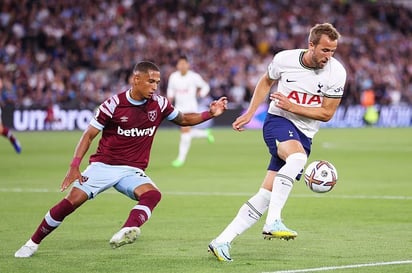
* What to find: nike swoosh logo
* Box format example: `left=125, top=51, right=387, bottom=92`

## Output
left=286, top=79, right=297, bottom=82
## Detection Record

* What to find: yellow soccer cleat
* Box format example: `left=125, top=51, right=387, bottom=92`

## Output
left=262, top=219, right=298, bottom=241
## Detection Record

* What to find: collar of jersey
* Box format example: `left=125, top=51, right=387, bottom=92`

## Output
left=299, top=50, right=316, bottom=70
left=127, top=89, right=147, bottom=105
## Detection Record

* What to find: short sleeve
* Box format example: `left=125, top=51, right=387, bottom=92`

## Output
left=267, top=54, right=282, bottom=81
left=324, top=60, right=347, bottom=98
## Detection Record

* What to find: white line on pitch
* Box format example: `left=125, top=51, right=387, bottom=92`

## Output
left=262, top=260, right=412, bottom=273
left=164, top=191, right=412, bottom=200
left=0, top=188, right=411, bottom=200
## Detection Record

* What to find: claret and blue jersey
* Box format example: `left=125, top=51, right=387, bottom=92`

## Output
left=89, top=90, right=179, bottom=170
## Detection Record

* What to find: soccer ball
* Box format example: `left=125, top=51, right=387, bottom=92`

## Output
left=304, top=160, right=338, bottom=193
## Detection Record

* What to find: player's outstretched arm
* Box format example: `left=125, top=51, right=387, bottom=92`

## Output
left=171, top=96, right=228, bottom=127
left=233, top=73, right=274, bottom=131
left=60, top=125, right=100, bottom=192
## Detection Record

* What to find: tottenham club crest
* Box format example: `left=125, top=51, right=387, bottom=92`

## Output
left=148, top=110, right=157, bottom=122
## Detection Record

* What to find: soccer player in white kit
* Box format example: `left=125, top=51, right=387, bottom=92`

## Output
left=14, top=61, right=228, bottom=258
left=209, top=23, right=347, bottom=262
left=167, top=55, right=214, bottom=167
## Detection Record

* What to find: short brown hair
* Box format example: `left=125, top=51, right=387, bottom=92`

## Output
left=133, top=61, right=160, bottom=74
left=308, top=23, right=341, bottom=45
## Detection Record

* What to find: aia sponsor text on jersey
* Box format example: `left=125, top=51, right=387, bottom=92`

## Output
left=287, top=91, right=321, bottom=105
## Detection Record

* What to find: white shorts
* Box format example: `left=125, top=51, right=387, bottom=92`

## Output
left=73, top=162, right=156, bottom=200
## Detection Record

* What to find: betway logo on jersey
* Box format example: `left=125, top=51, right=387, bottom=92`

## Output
left=117, top=126, right=156, bottom=137
left=288, top=91, right=322, bottom=105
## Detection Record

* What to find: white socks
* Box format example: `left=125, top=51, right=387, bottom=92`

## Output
left=215, top=188, right=271, bottom=244
left=177, top=132, right=191, bottom=162
left=265, top=153, right=307, bottom=225
left=214, top=152, right=307, bottom=244
left=190, top=128, right=208, bottom=138
left=177, top=130, right=209, bottom=162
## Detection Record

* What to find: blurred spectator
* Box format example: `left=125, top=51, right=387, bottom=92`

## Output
left=44, top=102, right=61, bottom=130
left=0, top=0, right=411, bottom=110
left=360, top=80, right=376, bottom=108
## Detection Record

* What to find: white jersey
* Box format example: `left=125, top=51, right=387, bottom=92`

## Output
left=167, top=70, right=210, bottom=113
left=267, top=49, right=346, bottom=138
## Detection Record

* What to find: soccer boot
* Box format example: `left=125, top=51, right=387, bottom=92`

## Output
left=262, top=219, right=298, bottom=240
left=109, top=227, right=141, bottom=249
left=15, top=240, right=39, bottom=258
left=208, top=240, right=232, bottom=262
left=206, top=129, right=215, bottom=143
left=171, top=159, right=184, bottom=168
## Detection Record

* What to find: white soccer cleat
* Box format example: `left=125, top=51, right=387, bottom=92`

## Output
left=15, top=239, right=39, bottom=258
left=109, top=227, right=141, bottom=249
left=208, top=240, right=232, bottom=262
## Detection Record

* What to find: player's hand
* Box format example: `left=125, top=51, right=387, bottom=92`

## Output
left=232, top=112, right=253, bottom=131
left=270, top=92, right=293, bottom=112
left=60, top=167, right=83, bottom=192
left=209, top=96, right=228, bottom=117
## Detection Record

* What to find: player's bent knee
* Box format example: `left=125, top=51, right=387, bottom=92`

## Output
left=138, top=190, right=162, bottom=209
left=65, top=188, right=89, bottom=209
left=286, top=152, right=307, bottom=167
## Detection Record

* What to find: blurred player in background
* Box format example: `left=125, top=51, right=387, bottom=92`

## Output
left=208, top=23, right=347, bottom=262
left=15, top=61, right=227, bottom=258
left=167, top=55, right=214, bottom=168
left=0, top=107, right=21, bottom=153
left=0, top=79, right=21, bottom=153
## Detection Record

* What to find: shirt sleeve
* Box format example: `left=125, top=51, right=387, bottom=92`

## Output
left=267, top=53, right=283, bottom=81
left=167, top=108, right=179, bottom=120
left=324, top=60, right=347, bottom=98
left=90, top=94, right=120, bottom=130
left=90, top=116, right=104, bottom=130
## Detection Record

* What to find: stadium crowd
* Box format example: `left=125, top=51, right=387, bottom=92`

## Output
left=0, top=0, right=411, bottom=111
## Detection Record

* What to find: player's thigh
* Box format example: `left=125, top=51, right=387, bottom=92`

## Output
left=114, top=170, right=158, bottom=201
left=73, top=163, right=122, bottom=199
left=263, top=115, right=306, bottom=160
left=277, top=139, right=305, bottom=160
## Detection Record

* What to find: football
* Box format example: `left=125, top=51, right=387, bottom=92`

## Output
left=304, top=160, right=338, bottom=193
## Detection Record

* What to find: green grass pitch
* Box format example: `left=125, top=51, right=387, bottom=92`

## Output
left=0, top=127, right=411, bottom=273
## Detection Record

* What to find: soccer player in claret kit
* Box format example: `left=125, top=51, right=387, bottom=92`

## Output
left=0, top=78, right=22, bottom=153
left=15, top=61, right=227, bottom=258
left=0, top=106, right=21, bottom=153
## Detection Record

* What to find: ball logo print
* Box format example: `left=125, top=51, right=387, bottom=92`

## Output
left=304, top=160, right=338, bottom=193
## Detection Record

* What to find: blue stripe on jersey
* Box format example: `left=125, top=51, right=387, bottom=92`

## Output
left=167, top=109, right=179, bottom=120
left=90, top=118, right=104, bottom=130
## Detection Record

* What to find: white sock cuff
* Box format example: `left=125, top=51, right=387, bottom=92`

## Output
left=44, top=211, right=62, bottom=227
left=133, top=205, right=152, bottom=219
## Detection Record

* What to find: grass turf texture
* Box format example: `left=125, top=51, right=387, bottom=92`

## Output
left=0, top=128, right=411, bottom=273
